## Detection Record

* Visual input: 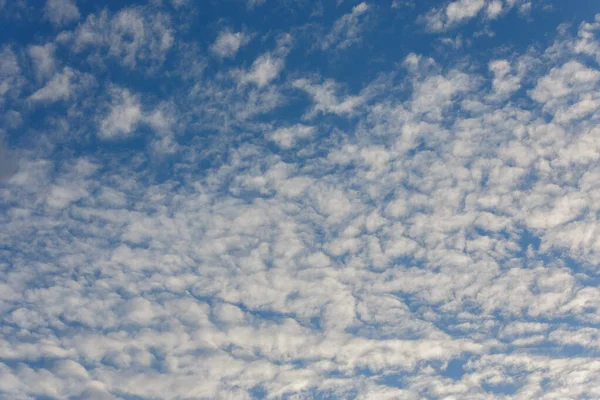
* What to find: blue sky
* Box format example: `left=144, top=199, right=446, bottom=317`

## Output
left=1, top=0, right=600, bottom=399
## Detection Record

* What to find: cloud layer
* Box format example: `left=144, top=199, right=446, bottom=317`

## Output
left=1, top=1, right=600, bottom=399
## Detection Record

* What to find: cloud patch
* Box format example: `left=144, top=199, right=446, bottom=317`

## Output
left=320, top=2, right=370, bottom=51
left=44, top=0, right=80, bottom=27
left=211, top=29, right=251, bottom=59
left=267, top=124, right=316, bottom=148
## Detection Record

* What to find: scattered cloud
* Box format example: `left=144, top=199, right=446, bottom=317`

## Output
left=2, top=2, right=600, bottom=399
left=422, top=0, right=523, bottom=32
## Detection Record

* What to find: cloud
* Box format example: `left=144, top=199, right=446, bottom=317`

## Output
left=530, top=61, right=600, bottom=104
left=236, top=34, right=292, bottom=87
left=320, top=2, right=370, bottom=51
left=28, top=67, right=93, bottom=103
left=0, top=46, right=23, bottom=105
left=267, top=124, right=316, bottom=148
left=28, top=43, right=57, bottom=81
left=44, top=0, right=80, bottom=27
left=98, top=87, right=143, bottom=139
left=210, top=29, right=251, bottom=59
left=0, top=142, right=18, bottom=182
left=575, top=14, right=600, bottom=64
left=97, top=88, right=179, bottom=151
left=409, top=69, right=475, bottom=119
left=3, top=3, right=600, bottom=399
left=293, top=78, right=365, bottom=117
left=247, top=0, right=266, bottom=9
left=72, top=7, right=174, bottom=70
left=489, top=59, right=521, bottom=98
left=422, top=0, right=521, bottom=32
left=240, top=54, right=284, bottom=87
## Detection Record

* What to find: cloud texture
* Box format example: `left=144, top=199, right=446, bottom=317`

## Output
left=1, top=0, right=600, bottom=399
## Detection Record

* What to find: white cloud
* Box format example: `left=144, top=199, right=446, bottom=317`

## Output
left=27, top=43, right=57, bottom=81
left=448, top=0, right=486, bottom=24
left=267, top=124, right=315, bottom=149
left=553, top=93, right=600, bottom=124
left=4, top=6, right=600, bottom=400
left=241, top=54, right=284, bottom=87
left=293, top=78, right=364, bottom=117
left=211, top=30, right=250, bottom=59
left=530, top=61, right=600, bottom=104
left=97, top=89, right=179, bottom=149
left=237, top=35, right=292, bottom=87
left=0, top=46, right=23, bottom=105
left=486, top=0, right=503, bottom=18
left=422, top=0, right=521, bottom=32
left=44, top=0, right=80, bottom=27
left=575, top=14, right=600, bottom=64
left=489, top=59, right=521, bottom=98
left=99, top=88, right=143, bottom=139
left=320, top=2, right=370, bottom=51
left=73, top=8, right=174, bottom=70
left=28, top=67, right=93, bottom=103
left=410, top=69, right=475, bottom=120
left=46, top=183, right=88, bottom=208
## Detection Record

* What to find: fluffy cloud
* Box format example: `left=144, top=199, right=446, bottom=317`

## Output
left=489, top=59, right=521, bottom=98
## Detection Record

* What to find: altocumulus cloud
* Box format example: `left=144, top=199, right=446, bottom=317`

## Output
left=1, top=0, right=600, bottom=399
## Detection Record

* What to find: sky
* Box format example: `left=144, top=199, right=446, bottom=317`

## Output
left=1, top=0, right=600, bottom=399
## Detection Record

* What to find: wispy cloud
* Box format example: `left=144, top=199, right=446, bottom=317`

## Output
left=319, top=2, right=370, bottom=51
left=28, top=67, right=94, bottom=103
